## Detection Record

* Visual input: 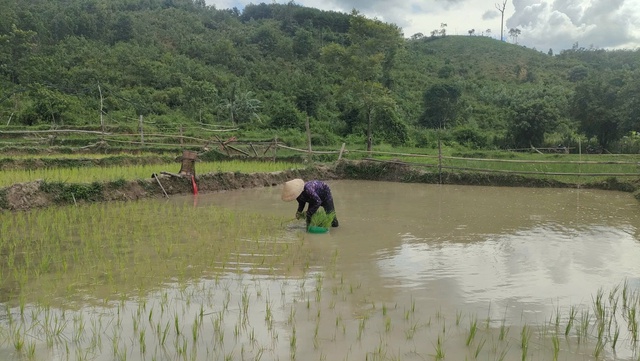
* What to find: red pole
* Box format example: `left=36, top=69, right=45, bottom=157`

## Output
left=191, top=175, right=198, bottom=195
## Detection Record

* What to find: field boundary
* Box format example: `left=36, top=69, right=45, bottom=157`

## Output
left=2, top=127, right=640, bottom=182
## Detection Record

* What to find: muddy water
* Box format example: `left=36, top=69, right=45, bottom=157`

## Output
left=190, top=180, right=640, bottom=359
left=2, top=180, right=640, bottom=361
left=202, top=180, right=640, bottom=313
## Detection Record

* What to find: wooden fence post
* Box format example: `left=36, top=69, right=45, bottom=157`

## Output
left=98, top=84, right=104, bottom=137
left=139, top=115, right=144, bottom=146
left=338, top=143, right=346, bottom=161
left=438, top=132, right=442, bottom=185
left=273, top=136, right=278, bottom=162
left=305, top=115, right=312, bottom=162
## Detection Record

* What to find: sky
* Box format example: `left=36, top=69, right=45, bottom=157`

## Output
left=204, top=0, right=640, bottom=54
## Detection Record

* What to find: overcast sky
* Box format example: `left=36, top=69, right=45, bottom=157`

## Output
left=204, top=0, right=640, bottom=54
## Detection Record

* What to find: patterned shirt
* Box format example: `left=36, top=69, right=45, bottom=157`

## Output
left=296, top=180, right=334, bottom=222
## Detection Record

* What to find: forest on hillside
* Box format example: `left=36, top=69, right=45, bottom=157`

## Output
left=1, top=0, right=640, bottom=152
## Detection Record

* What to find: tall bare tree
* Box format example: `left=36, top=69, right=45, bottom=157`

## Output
left=495, top=0, right=507, bottom=41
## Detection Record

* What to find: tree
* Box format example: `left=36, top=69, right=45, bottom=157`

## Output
left=0, top=25, right=37, bottom=83
left=339, top=80, right=398, bottom=151
left=567, top=66, right=589, bottom=82
left=508, top=28, right=521, bottom=44
left=495, top=0, right=507, bottom=41
left=507, top=97, right=560, bottom=148
left=219, top=84, right=261, bottom=126
left=439, top=23, right=447, bottom=37
left=347, top=11, right=403, bottom=88
left=570, top=74, right=624, bottom=148
left=29, top=84, right=71, bottom=125
left=419, top=82, right=462, bottom=129
left=619, top=72, right=640, bottom=135
left=468, top=29, right=475, bottom=36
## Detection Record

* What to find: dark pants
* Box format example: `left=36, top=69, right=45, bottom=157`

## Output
left=322, top=196, right=339, bottom=227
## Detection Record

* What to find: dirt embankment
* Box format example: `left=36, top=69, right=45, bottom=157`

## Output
left=1, top=160, right=639, bottom=211
left=0, top=165, right=340, bottom=211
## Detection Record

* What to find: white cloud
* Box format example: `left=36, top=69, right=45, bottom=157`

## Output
left=204, top=0, right=640, bottom=53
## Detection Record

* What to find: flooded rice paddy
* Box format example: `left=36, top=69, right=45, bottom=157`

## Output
left=1, top=180, right=640, bottom=361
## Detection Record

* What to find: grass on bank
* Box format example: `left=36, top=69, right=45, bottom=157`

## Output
left=0, top=160, right=305, bottom=188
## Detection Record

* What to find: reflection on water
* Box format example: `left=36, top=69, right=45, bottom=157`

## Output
left=204, top=180, right=640, bottom=311
left=1, top=180, right=640, bottom=361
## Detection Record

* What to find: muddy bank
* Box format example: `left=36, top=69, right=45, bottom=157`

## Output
left=0, top=165, right=339, bottom=211
left=1, top=160, right=639, bottom=211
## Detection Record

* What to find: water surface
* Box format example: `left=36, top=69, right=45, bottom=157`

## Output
left=1, top=180, right=639, bottom=361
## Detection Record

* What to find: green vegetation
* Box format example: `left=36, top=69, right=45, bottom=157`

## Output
left=0, top=160, right=303, bottom=187
left=1, top=0, right=640, bottom=155
left=309, top=209, right=336, bottom=228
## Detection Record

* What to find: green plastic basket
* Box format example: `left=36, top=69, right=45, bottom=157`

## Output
left=307, top=226, right=329, bottom=234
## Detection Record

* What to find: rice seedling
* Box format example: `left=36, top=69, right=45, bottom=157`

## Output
left=578, top=310, right=591, bottom=343
left=521, top=324, right=532, bottom=361
left=551, top=333, right=560, bottom=361
left=384, top=317, right=392, bottom=333
left=309, top=209, right=336, bottom=228
left=290, top=325, right=297, bottom=360
left=434, top=333, right=445, bottom=360
left=474, top=337, right=486, bottom=359
left=357, top=317, right=367, bottom=341
left=466, top=315, right=478, bottom=346
left=0, top=160, right=304, bottom=187
left=405, top=322, right=419, bottom=340
left=594, top=337, right=605, bottom=359
left=565, top=305, right=577, bottom=336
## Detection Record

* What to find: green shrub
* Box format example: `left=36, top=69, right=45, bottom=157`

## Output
left=452, top=126, right=488, bottom=148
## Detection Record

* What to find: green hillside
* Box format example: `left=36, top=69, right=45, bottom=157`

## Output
left=1, top=0, right=639, bottom=152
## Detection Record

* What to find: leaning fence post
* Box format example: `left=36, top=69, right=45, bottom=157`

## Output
left=338, top=143, right=346, bottom=161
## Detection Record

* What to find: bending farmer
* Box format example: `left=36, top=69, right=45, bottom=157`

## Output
left=281, top=179, right=339, bottom=227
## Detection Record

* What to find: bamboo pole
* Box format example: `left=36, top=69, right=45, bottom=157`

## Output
left=139, top=115, right=144, bottom=146
left=438, top=132, right=442, bottom=185
left=249, top=142, right=258, bottom=157
left=305, top=115, right=312, bottom=162
left=98, top=84, right=104, bottom=136
left=338, top=143, right=346, bottom=161
left=273, top=136, right=278, bottom=162
left=153, top=173, right=169, bottom=198
left=227, top=145, right=250, bottom=156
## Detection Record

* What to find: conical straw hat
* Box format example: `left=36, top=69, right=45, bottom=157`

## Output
left=281, top=179, right=304, bottom=201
